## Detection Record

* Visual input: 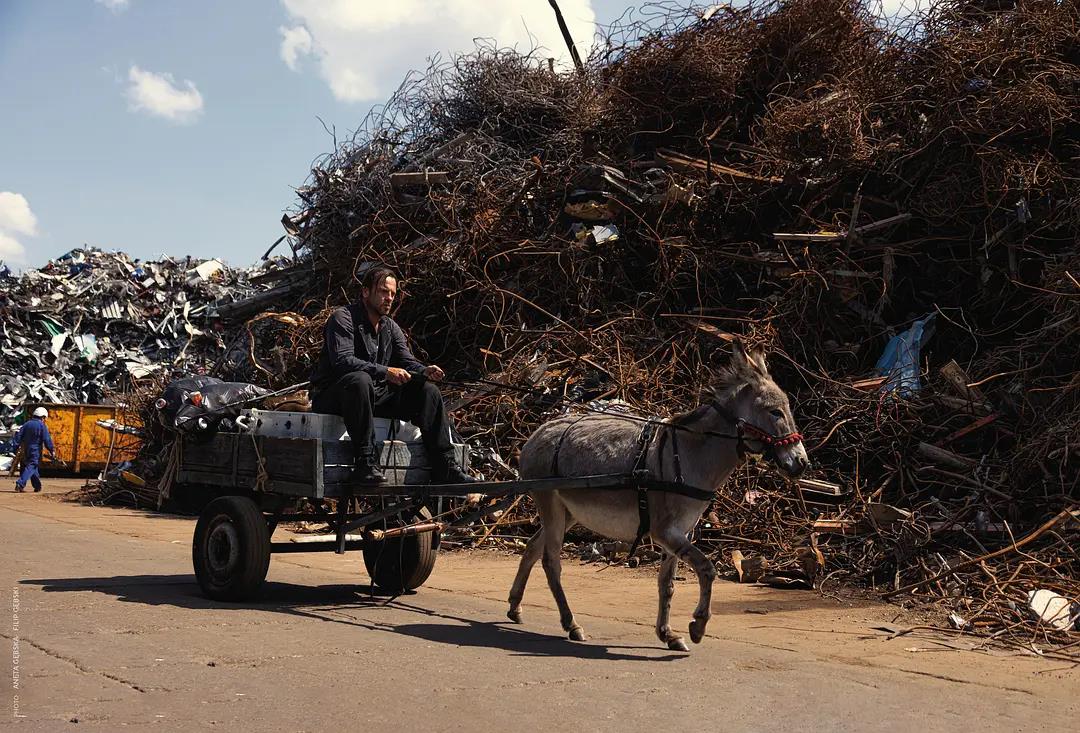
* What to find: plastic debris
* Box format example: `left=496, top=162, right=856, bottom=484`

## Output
left=875, top=313, right=936, bottom=395
left=156, top=377, right=268, bottom=434
left=1027, top=590, right=1078, bottom=632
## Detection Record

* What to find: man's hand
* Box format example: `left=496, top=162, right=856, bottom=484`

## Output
left=423, top=365, right=445, bottom=382
left=386, top=367, right=412, bottom=386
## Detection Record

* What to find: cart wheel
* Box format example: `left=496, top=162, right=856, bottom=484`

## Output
left=193, top=495, right=271, bottom=601
left=363, top=506, right=439, bottom=592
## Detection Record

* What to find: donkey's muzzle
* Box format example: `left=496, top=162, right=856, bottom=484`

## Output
left=777, top=450, right=810, bottom=478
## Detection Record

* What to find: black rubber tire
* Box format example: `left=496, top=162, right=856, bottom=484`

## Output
left=363, top=506, right=439, bottom=592
left=192, top=495, right=271, bottom=601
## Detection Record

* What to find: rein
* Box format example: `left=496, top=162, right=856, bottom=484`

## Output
left=440, top=376, right=803, bottom=449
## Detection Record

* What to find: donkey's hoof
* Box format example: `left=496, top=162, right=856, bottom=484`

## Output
left=568, top=627, right=587, bottom=642
left=507, top=609, right=522, bottom=624
left=667, top=637, right=690, bottom=652
left=689, top=619, right=707, bottom=644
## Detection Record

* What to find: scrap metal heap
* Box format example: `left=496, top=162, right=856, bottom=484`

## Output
left=0, top=246, right=285, bottom=432
left=88, top=0, right=1080, bottom=650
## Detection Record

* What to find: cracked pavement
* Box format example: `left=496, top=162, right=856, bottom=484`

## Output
left=2, top=480, right=1077, bottom=731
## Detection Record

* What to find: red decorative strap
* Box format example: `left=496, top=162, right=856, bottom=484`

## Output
left=773, top=433, right=803, bottom=447
left=741, top=422, right=803, bottom=447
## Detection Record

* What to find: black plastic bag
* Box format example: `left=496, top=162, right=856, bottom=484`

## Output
left=156, top=377, right=267, bottom=433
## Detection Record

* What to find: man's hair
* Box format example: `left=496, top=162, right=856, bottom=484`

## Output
left=362, top=266, right=398, bottom=291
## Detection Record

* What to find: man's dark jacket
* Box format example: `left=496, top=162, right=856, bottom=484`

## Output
left=309, top=305, right=425, bottom=391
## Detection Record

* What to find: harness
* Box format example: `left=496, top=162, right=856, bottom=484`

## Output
left=549, top=402, right=804, bottom=561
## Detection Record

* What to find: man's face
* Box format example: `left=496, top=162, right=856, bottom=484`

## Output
left=363, top=276, right=397, bottom=316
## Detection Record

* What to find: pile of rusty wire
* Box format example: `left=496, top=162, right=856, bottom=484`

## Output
left=109, top=0, right=1079, bottom=651
left=265, top=0, right=1079, bottom=651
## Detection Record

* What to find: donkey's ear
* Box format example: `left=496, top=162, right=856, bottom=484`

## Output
left=730, top=336, right=756, bottom=373
left=732, top=339, right=767, bottom=376
left=748, top=349, right=768, bottom=375
left=731, top=338, right=751, bottom=371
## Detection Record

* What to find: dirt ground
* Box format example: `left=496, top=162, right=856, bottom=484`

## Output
left=2, top=478, right=1076, bottom=731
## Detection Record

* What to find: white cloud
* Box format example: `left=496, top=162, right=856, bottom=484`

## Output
left=126, top=65, right=204, bottom=123
left=0, top=233, right=26, bottom=265
left=877, top=0, right=930, bottom=19
left=0, top=192, right=38, bottom=237
left=280, top=25, right=314, bottom=71
left=0, top=192, right=39, bottom=265
left=96, top=0, right=131, bottom=12
left=280, top=0, right=597, bottom=103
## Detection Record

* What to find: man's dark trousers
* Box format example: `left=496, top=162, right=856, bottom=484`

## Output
left=312, top=371, right=452, bottom=465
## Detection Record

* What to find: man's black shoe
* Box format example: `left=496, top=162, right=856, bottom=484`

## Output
left=351, top=461, right=386, bottom=484
left=435, top=460, right=478, bottom=484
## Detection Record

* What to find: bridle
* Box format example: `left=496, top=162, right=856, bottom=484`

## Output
left=707, top=400, right=803, bottom=459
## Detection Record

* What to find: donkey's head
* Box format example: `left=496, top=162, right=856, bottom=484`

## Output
left=711, top=340, right=810, bottom=478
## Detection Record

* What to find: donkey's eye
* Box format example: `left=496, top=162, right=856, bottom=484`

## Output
left=769, top=409, right=783, bottom=419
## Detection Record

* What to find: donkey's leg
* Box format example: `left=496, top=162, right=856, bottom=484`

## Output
left=507, top=526, right=545, bottom=623
left=655, top=553, right=689, bottom=652
left=539, top=506, right=585, bottom=641
left=654, top=529, right=717, bottom=645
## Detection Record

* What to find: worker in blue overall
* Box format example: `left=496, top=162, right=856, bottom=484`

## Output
left=14, top=407, right=56, bottom=493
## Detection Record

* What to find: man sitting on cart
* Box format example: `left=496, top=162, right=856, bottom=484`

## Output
left=309, top=266, right=477, bottom=485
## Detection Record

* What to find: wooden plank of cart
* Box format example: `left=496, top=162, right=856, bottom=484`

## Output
left=176, top=409, right=635, bottom=601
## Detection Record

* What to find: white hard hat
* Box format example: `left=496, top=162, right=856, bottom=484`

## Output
left=32, top=407, right=48, bottom=418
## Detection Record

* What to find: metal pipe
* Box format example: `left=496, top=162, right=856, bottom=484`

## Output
left=547, top=0, right=584, bottom=75
left=365, top=522, right=441, bottom=541
left=288, top=533, right=365, bottom=543
left=271, top=539, right=365, bottom=554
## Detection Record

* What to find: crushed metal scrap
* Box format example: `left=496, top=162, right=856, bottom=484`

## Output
left=0, top=246, right=289, bottom=431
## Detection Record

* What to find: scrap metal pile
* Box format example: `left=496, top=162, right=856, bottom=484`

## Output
left=83, top=0, right=1079, bottom=650
left=0, top=246, right=279, bottom=436
left=256, top=0, right=1079, bottom=649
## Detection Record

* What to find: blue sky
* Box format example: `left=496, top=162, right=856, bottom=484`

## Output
left=0, top=0, right=639, bottom=270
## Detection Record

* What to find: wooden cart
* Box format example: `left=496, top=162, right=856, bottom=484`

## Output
left=175, top=414, right=639, bottom=601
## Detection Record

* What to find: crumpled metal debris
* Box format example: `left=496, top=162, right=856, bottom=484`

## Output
left=0, top=246, right=284, bottom=430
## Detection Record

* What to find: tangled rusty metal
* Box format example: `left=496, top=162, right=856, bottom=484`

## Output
left=86, top=0, right=1079, bottom=654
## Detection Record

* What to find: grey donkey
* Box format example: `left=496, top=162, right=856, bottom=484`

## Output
left=509, top=341, right=810, bottom=651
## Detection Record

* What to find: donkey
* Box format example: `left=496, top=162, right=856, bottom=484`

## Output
left=508, top=341, right=809, bottom=651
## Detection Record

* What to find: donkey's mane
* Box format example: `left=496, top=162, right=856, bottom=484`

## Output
left=713, top=363, right=760, bottom=406
left=667, top=365, right=758, bottom=426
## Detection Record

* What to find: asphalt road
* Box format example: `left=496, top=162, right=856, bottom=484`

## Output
left=2, top=479, right=1076, bottom=731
